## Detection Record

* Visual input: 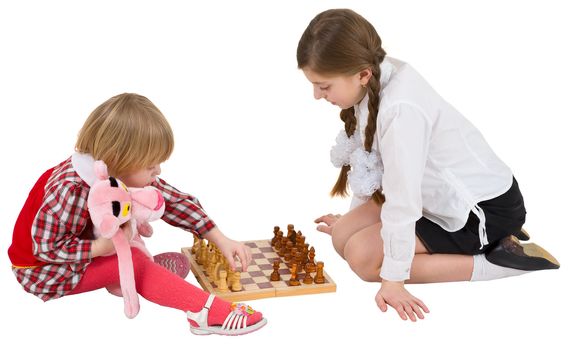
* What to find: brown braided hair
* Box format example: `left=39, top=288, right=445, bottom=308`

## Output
left=297, top=9, right=386, bottom=204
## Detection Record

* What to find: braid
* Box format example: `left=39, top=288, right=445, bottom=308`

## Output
left=365, top=54, right=386, bottom=204
left=331, top=107, right=356, bottom=197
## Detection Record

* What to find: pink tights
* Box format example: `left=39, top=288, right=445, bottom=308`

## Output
left=70, top=248, right=261, bottom=326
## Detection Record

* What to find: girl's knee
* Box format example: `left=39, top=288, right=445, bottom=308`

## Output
left=344, top=240, right=381, bottom=282
left=130, top=247, right=152, bottom=266
left=331, top=218, right=351, bottom=258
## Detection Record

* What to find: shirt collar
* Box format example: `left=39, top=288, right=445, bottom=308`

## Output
left=71, top=152, right=97, bottom=186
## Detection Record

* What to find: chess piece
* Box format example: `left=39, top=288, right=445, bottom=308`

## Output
left=207, top=251, right=218, bottom=281
left=212, top=252, right=225, bottom=281
left=270, top=260, right=281, bottom=281
left=231, top=271, right=242, bottom=292
left=217, top=270, right=229, bottom=293
left=203, top=243, right=214, bottom=269
left=287, top=224, right=297, bottom=244
left=301, top=243, right=310, bottom=265
left=292, top=249, right=302, bottom=273
left=227, top=264, right=235, bottom=287
left=271, top=226, right=280, bottom=246
left=303, top=264, right=315, bottom=284
left=314, top=261, right=325, bottom=284
left=289, top=263, right=301, bottom=286
left=192, top=236, right=200, bottom=255
left=284, top=241, right=294, bottom=262
left=306, top=246, right=316, bottom=269
left=196, top=239, right=207, bottom=265
left=279, top=237, right=288, bottom=256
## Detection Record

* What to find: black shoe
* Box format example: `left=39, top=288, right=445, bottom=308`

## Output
left=513, top=228, right=530, bottom=241
left=485, top=235, right=560, bottom=271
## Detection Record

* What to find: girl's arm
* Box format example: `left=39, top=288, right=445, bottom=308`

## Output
left=377, top=102, right=431, bottom=282
left=152, top=177, right=216, bottom=238
left=32, top=181, right=93, bottom=264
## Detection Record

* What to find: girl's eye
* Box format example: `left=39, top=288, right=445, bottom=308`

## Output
left=320, top=86, right=329, bottom=91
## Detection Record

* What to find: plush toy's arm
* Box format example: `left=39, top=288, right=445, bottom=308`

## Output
left=137, top=222, right=154, bottom=237
left=111, top=228, right=140, bottom=319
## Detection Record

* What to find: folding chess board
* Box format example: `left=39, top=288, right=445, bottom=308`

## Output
left=181, top=239, right=337, bottom=302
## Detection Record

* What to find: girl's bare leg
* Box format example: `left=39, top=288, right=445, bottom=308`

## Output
left=330, top=201, right=381, bottom=258
left=341, top=223, right=474, bottom=283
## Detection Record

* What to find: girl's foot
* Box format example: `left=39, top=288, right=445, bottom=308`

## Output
left=153, top=252, right=190, bottom=279
left=187, top=294, right=266, bottom=336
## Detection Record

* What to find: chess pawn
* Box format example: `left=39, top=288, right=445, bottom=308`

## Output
left=284, top=241, right=294, bottom=262
left=231, top=271, right=242, bottom=292
left=271, top=226, right=280, bottom=246
left=217, top=270, right=229, bottom=293
left=226, top=264, right=235, bottom=287
left=207, top=252, right=218, bottom=281
left=296, top=230, right=303, bottom=244
left=287, top=224, right=296, bottom=244
left=203, top=243, right=213, bottom=269
left=314, top=261, right=325, bottom=284
left=301, top=243, right=310, bottom=265
left=293, top=250, right=303, bottom=273
left=274, top=232, right=283, bottom=251
left=303, top=264, right=315, bottom=284
left=196, top=240, right=207, bottom=265
left=279, top=237, right=288, bottom=255
left=270, top=260, right=281, bottom=281
left=289, top=263, right=301, bottom=286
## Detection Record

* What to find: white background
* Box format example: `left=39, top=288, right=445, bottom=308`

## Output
left=1, top=0, right=577, bottom=348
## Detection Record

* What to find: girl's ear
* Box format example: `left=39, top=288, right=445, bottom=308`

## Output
left=359, top=68, right=373, bottom=87
left=94, top=160, right=109, bottom=180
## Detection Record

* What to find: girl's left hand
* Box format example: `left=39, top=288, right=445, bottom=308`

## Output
left=375, top=280, right=429, bottom=321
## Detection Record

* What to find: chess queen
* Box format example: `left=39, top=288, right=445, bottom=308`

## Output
left=297, top=9, right=560, bottom=322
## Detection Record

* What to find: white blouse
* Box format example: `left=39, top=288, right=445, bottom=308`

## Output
left=351, top=57, right=513, bottom=281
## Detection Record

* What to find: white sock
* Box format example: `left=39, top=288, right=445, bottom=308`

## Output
left=470, top=254, right=530, bottom=281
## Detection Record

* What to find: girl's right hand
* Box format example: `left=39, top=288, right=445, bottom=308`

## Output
left=314, top=213, right=342, bottom=235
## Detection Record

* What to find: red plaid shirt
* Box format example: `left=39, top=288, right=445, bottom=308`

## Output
left=11, top=157, right=215, bottom=301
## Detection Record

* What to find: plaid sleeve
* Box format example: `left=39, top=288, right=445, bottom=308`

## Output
left=32, top=181, right=93, bottom=264
left=152, top=177, right=216, bottom=237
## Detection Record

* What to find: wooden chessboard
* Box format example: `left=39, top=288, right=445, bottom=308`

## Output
left=181, top=239, right=337, bottom=302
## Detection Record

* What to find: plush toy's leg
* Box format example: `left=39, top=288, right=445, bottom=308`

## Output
left=131, top=234, right=154, bottom=260
left=112, top=231, right=140, bottom=318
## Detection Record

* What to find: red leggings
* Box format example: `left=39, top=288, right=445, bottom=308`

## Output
left=70, top=248, right=208, bottom=312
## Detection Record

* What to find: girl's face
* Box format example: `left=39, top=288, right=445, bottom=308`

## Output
left=302, top=67, right=371, bottom=109
left=120, top=164, right=161, bottom=188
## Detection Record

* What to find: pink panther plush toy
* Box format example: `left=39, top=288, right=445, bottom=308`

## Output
left=87, top=161, right=165, bottom=318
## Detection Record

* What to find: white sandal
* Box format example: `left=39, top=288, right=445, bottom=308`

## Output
left=187, top=294, right=267, bottom=336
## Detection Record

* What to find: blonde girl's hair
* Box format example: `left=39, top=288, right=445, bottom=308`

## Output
left=297, top=8, right=386, bottom=204
left=75, top=93, right=174, bottom=177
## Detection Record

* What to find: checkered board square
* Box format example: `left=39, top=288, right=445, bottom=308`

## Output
left=181, top=239, right=336, bottom=302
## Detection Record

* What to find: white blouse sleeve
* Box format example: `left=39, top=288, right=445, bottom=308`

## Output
left=377, top=102, right=431, bottom=281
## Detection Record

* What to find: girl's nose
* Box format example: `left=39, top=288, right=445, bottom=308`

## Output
left=313, top=86, right=324, bottom=100
left=153, top=164, right=161, bottom=176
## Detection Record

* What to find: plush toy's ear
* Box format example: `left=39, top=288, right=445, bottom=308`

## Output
left=94, top=160, right=109, bottom=181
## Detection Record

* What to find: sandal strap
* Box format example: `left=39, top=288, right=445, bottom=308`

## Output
left=186, top=294, right=216, bottom=328
left=222, top=312, right=247, bottom=330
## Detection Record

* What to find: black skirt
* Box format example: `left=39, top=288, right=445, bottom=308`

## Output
left=415, top=177, right=526, bottom=255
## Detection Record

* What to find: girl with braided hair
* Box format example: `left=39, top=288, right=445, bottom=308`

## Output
left=297, top=9, right=559, bottom=322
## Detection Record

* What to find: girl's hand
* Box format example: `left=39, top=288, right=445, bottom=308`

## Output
left=314, top=213, right=342, bottom=235
left=375, top=280, right=429, bottom=321
left=205, top=228, right=252, bottom=271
